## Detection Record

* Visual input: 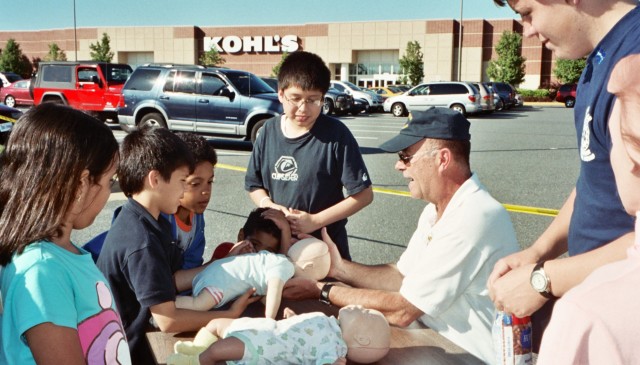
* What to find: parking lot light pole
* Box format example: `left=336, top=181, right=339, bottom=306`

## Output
left=73, top=0, right=78, bottom=61
left=458, top=0, right=463, bottom=81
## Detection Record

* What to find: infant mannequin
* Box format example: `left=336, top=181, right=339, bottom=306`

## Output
left=175, top=237, right=331, bottom=319
left=167, top=304, right=391, bottom=365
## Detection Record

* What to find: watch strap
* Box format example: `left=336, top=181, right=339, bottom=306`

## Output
left=319, top=283, right=334, bottom=305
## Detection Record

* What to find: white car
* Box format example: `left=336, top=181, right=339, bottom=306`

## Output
left=330, top=80, right=384, bottom=112
left=383, top=81, right=481, bottom=117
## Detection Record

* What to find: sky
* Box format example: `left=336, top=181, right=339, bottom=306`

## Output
left=1, top=0, right=518, bottom=31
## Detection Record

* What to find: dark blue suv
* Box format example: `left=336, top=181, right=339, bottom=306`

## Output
left=118, top=64, right=282, bottom=142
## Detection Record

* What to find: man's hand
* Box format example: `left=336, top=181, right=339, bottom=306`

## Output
left=228, top=288, right=261, bottom=317
left=320, top=227, right=347, bottom=280
left=282, top=277, right=321, bottom=300
left=490, top=262, right=548, bottom=317
left=286, top=208, right=320, bottom=236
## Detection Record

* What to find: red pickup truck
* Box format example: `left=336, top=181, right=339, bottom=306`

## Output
left=31, top=61, right=133, bottom=122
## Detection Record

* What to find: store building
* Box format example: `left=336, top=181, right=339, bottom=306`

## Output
left=0, top=18, right=554, bottom=89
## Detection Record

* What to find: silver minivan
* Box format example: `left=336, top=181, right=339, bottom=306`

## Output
left=383, top=81, right=481, bottom=117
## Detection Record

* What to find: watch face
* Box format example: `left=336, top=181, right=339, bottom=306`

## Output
left=531, top=272, right=547, bottom=292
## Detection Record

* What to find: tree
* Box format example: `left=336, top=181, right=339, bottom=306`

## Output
left=553, top=58, right=586, bottom=84
left=43, top=43, right=67, bottom=61
left=399, top=41, right=424, bottom=86
left=89, top=33, right=114, bottom=62
left=0, top=39, right=30, bottom=76
left=487, top=31, right=526, bottom=85
left=271, top=52, right=289, bottom=77
left=199, top=46, right=226, bottom=67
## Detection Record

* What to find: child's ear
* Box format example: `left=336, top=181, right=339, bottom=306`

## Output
left=237, top=228, right=245, bottom=241
left=147, top=170, right=161, bottom=189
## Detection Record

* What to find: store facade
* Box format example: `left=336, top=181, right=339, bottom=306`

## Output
left=0, top=18, right=553, bottom=89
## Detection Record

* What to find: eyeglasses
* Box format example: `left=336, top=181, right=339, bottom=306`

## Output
left=283, top=94, right=323, bottom=108
left=397, top=149, right=438, bottom=164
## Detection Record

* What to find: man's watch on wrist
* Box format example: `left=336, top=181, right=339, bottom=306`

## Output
left=319, top=283, right=334, bottom=305
left=530, top=261, right=555, bottom=299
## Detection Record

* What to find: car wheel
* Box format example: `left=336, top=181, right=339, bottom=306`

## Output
left=250, top=118, right=268, bottom=143
left=565, top=97, right=575, bottom=108
left=450, top=104, right=467, bottom=116
left=495, top=99, right=504, bottom=111
left=323, top=99, right=334, bottom=115
left=42, top=96, right=64, bottom=105
left=4, top=95, right=16, bottom=108
left=139, top=112, right=167, bottom=129
left=391, top=103, right=406, bottom=117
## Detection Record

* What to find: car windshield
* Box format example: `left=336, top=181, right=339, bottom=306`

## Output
left=343, top=81, right=364, bottom=92
left=225, top=71, right=275, bottom=96
left=99, top=64, right=133, bottom=84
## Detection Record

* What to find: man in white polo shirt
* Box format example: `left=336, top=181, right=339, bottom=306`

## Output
left=284, top=107, right=518, bottom=363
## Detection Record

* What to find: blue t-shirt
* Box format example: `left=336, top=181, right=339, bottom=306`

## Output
left=569, top=5, right=640, bottom=255
left=0, top=240, right=131, bottom=365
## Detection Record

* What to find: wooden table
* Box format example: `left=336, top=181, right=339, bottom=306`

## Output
left=147, top=299, right=483, bottom=365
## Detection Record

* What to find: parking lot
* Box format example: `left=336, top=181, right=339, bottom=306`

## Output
left=67, top=105, right=578, bottom=265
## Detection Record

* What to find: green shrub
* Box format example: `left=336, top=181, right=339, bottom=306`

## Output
left=516, top=88, right=553, bottom=102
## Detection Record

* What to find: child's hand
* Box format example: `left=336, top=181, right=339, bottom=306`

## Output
left=227, top=240, right=256, bottom=256
left=261, top=208, right=291, bottom=234
left=229, top=288, right=261, bottom=317
left=283, top=307, right=297, bottom=319
left=286, top=208, right=320, bottom=235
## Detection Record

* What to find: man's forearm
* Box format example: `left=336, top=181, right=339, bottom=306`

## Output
left=529, top=188, right=576, bottom=261
left=335, top=261, right=403, bottom=291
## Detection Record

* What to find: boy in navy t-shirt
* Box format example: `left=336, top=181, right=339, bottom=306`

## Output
left=245, top=51, right=373, bottom=260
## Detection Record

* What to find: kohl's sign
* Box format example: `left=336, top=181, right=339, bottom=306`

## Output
left=204, top=35, right=299, bottom=54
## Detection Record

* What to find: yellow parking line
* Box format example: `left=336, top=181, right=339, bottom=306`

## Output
left=212, top=163, right=561, bottom=217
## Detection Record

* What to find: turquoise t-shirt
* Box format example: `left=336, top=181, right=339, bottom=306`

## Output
left=0, top=240, right=131, bottom=364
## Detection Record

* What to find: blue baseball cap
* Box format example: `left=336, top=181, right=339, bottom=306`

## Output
left=379, top=107, right=470, bottom=152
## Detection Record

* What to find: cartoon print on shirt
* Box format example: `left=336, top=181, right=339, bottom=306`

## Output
left=77, top=281, right=131, bottom=365
left=580, top=106, right=596, bottom=162
left=272, top=156, right=299, bottom=181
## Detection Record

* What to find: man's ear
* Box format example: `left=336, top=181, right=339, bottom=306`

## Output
left=237, top=228, right=245, bottom=241
left=437, top=148, right=452, bottom=171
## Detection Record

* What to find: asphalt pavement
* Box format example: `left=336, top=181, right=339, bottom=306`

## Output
left=71, top=104, right=578, bottom=265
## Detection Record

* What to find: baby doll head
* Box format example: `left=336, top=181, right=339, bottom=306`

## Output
left=287, top=237, right=330, bottom=280
left=338, top=305, right=390, bottom=363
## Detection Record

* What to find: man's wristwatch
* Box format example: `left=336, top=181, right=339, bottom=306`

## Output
left=319, top=283, right=334, bottom=305
left=530, top=262, right=554, bottom=299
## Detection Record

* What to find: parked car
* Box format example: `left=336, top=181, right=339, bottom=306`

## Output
left=323, top=87, right=353, bottom=116
left=0, top=104, right=23, bottom=150
left=349, top=98, right=369, bottom=115
left=0, top=71, right=23, bottom=88
left=469, top=82, right=495, bottom=114
left=556, top=83, right=577, bottom=108
left=260, top=77, right=279, bottom=91
left=368, top=86, right=404, bottom=101
left=514, top=93, right=524, bottom=107
left=31, top=61, right=133, bottom=122
left=330, top=80, right=384, bottom=112
left=0, top=79, right=34, bottom=108
left=486, top=82, right=517, bottom=110
left=383, top=81, right=481, bottom=117
left=118, top=64, right=282, bottom=142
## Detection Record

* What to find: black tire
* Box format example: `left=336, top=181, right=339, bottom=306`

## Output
left=4, top=95, right=16, bottom=108
left=391, top=102, right=406, bottom=117
left=250, top=118, right=268, bottom=143
left=495, top=99, right=504, bottom=111
left=565, top=97, right=575, bottom=108
left=323, top=98, right=334, bottom=115
left=139, top=112, right=167, bottom=129
left=450, top=103, right=467, bottom=116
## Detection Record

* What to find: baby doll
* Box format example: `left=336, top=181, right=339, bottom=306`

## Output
left=167, top=304, right=391, bottom=365
left=176, top=237, right=331, bottom=319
